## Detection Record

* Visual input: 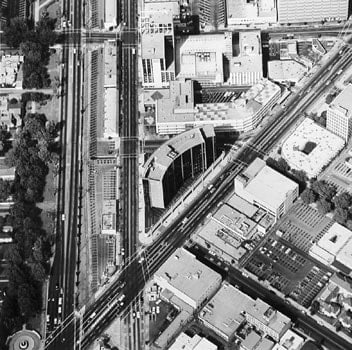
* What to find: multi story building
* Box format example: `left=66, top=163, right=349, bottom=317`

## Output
left=155, top=79, right=281, bottom=135
left=143, top=125, right=215, bottom=208
left=199, top=0, right=226, bottom=31
left=327, top=85, right=352, bottom=143
left=169, top=333, right=218, bottom=350
left=277, top=0, right=348, bottom=23
left=227, top=0, right=277, bottom=27
left=245, top=299, right=291, bottom=341
left=176, top=32, right=233, bottom=86
left=199, top=282, right=254, bottom=341
left=140, top=1, right=178, bottom=88
left=234, top=158, right=299, bottom=220
left=154, top=248, right=222, bottom=310
left=229, top=31, right=263, bottom=86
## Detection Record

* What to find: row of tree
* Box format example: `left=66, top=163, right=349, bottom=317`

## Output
left=0, top=113, right=58, bottom=345
left=3, top=16, right=57, bottom=88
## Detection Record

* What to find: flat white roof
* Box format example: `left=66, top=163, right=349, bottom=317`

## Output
left=336, top=238, right=352, bottom=271
left=282, top=118, right=345, bottom=178
left=279, top=329, right=304, bottom=350
left=330, top=84, right=352, bottom=117
left=240, top=158, right=298, bottom=210
left=213, top=204, right=257, bottom=240
left=104, top=0, right=116, bottom=25
left=196, top=219, right=247, bottom=261
left=154, top=248, right=221, bottom=304
left=268, top=60, right=307, bottom=83
left=169, top=333, right=217, bottom=350
left=199, top=282, right=253, bottom=339
left=246, top=298, right=291, bottom=335
left=315, top=223, right=352, bottom=257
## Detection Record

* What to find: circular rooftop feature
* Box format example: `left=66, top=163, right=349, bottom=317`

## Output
left=6, top=325, right=42, bottom=350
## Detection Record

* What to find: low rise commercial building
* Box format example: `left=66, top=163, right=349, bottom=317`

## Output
left=229, top=31, right=263, bottom=86
left=155, top=79, right=280, bottom=135
left=176, top=32, right=232, bottom=86
left=282, top=118, right=344, bottom=178
left=234, top=158, right=298, bottom=220
left=277, top=0, right=348, bottom=23
left=272, top=329, right=304, bottom=350
left=104, top=0, right=117, bottom=29
left=199, top=282, right=253, bottom=341
left=154, top=248, right=222, bottom=310
left=245, top=299, right=291, bottom=342
left=268, top=60, right=307, bottom=84
left=227, top=0, right=277, bottom=26
left=143, top=126, right=215, bottom=208
left=327, top=84, right=352, bottom=143
left=168, top=333, right=217, bottom=350
left=309, top=223, right=352, bottom=274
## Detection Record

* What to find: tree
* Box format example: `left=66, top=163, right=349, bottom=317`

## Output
left=3, top=17, right=30, bottom=48
left=277, top=158, right=290, bottom=173
left=0, top=179, right=12, bottom=202
left=291, top=169, right=308, bottom=192
left=301, top=188, right=317, bottom=204
left=317, top=198, right=333, bottom=214
left=347, top=220, right=352, bottom=231
left=333, top=192, right=352, bottom=209
left=326, top=93, right=336, bottom=105
left=311, top=300, right=320, bottom=315
left=333, top=207, right=349, bottom=225
left=312, top=180, right=336, bottom=201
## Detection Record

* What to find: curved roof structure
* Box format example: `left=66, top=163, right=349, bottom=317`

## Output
left=144, top=125, right=214, bottom=181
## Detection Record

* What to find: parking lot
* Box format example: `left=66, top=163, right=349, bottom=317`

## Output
left=245, top=236, right=330, bottom=307
left=147, top=294, right=178, bottom=343
left=276, top=201, right=333, bottom=252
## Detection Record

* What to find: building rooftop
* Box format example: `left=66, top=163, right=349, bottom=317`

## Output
left=227, top=0, right=276, bottom=24
left=277, top=329, right=304, bottom=350
left=156, top=79, right=195, bottom=124
left=242, top=330, right=261, bottom=350
left=199, top=282, right=253, bottom=339
left=168, top=333, right=218, bottom=350
left=213, top=203, right=257, bottom=240
left=154, top=248, right=222, bottom=305
left=196, top=218, right=247, bottom=261
left=282, top=118, right=345, bottom=178
left=143, top=126, right=214, bottom=181
left=330, top=84, right=352, bottom=117
left=314, top=223, right=352, bottom=257
left=104, top=0, right=117, bottom=27
left=227, top=0, right=257, bottom=21
left=257, top=337, right=275, bottom=350
left=0, top=55, right=23, bottom=88
left=226, top=193, right=258, bottom=217
left=268, top=60, right=307, bottom=83
left=246, top=298, right=291, bottom=336
left=177, top=33, right=232, bottom=83
left=336, top=238, right=352, bottom=271
left=195, top=79, right=280, bottom=123
left=237, top=158, right=298, bottom=210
